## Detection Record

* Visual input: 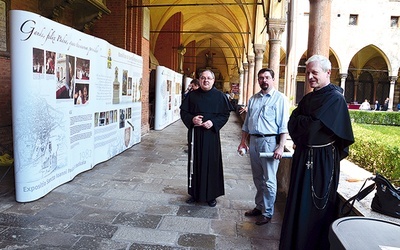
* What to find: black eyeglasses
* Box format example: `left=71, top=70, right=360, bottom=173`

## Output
left=258, top=76, right=273, bottom=81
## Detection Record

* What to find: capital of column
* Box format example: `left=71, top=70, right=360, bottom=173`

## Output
left=267, top=18, right=286, bottom=41
left=253, top=44, right=265, bottom=60
left=340, top=73, right=348, bottom=80
left=248, top=55, right=255, bottom=65
left=389, top=76, right=398, bottom=83
left=243, top=62, right=248, bottom=71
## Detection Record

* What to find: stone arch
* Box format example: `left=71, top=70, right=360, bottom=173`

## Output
left=348, top=45, right=391, bottom=106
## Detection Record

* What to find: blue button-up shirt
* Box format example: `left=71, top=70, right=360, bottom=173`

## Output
left=242, top=89, right=289, bottom=135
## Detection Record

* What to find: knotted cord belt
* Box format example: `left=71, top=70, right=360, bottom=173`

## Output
left=189, top=127, right=194, bottom=188
left=306, top=141, right=336, bottom=210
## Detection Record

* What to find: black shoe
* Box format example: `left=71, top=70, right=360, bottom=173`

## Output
left=255, top=216, right=271, bottom=225
left=244, top=208, right=262, bottom=217
left=186, top=197, right=196, bottom=204
left=207, top=199, right=217, bottom=207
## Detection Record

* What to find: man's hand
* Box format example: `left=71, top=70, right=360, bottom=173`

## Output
left=202, top=120, right=213, bottom=129
left=239, top=106, right=247, bottom=114
left=237, top=143, right=249, bottom=155
left=192, top=115, right=203, bottom=126
left=273, top=144, right=285, bottom=159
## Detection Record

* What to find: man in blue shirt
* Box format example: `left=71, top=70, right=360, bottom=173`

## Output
left=238, top=68, right=289, bottom=225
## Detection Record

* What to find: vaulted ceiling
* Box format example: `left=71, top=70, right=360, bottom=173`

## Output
left=147, top=0, right=272, bottom=80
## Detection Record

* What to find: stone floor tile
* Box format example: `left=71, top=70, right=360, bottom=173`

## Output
left=64, top=221, right=118, bottom=238
left=113, top=226, right=179, bottom=245
left=177, top=233, right=216, bottom=249
left=0, top=114, right=284, bottom=249
left=158, top=216, right=210, bottom=234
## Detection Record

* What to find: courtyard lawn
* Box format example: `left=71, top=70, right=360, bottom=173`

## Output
left=353, top=123, right=400, bottom=144
left=349, top=123, right=400, bottom=185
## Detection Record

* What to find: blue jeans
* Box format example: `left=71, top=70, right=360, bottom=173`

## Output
left=249, top=135, right=280, bottom=218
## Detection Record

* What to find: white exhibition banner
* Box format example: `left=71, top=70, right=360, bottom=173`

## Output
left=154, top=66, right=182, bottom=130
left=184, top=76, right=193, bottom=91
left=10, top=10, right=143, bottom=202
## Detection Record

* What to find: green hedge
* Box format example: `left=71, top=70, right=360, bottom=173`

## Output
left=347, top=111, right=400, bottom=186
left=348, top=124, right=400, bottom=186
left=349, top=110, right=400, bottom=126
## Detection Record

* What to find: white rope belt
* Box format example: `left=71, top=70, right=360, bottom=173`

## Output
left=307, top=141, right=335, bottom=148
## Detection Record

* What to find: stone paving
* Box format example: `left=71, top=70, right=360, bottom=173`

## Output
left=0, top=113, right=284, bottom=249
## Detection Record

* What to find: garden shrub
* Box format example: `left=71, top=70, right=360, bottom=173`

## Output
left=349, top=110, right=400, bottom=126
left=347, top=117, right=400, bottom=186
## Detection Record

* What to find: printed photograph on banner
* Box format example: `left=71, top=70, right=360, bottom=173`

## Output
left=105, top=111, right=110, bottom=125
left=56, top=54, right=75, bottom=100
left=76, top=57, right=90, bottom=80
left=94, top=112, right=99, bottom=127
left=122, top=69, right=128, bottom=95
left=74, top=83, right=89, bottom=105
left=113, top=66, right=120, bottom=104
left=32, top=48, right=44, bottom=74
left=132, top=78, right=142, bottom=102
left=110, top=110, right=114, bottom=124
left=126, top=107, right=132, bottom=119
left=119, top=108, right=125, bottom=128
left=45, top=51, right=55, bottom=75
left=128, top=77, right=132, bottom=96
left=99, top=111, right=105, bottom=126
left=175, top=82, right=180, bottom=95
left=107, top=48, right=112, bottom=69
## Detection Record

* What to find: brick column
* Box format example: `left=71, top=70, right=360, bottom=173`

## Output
left=306, top=0, right=332, bottom=94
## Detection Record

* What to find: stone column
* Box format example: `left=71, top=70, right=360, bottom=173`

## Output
left=268, top=18, right=286, bottom=90
left=247, top=56, right=255, bottom=102
left=239, top=69, right=244, bottom=105
left=388, top=76, right=397, bottom=111
left=253, top=44, right=265, bottom=93
left=340, top=73, right=347, bottom=95
left=372, top=79, right=378, bottom=102
left=243, top=63, right=249, bottom=105
left=306, top=0, right=332, bottom=94
left=353, top=79, right=359, bottom=103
